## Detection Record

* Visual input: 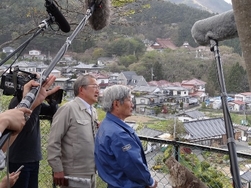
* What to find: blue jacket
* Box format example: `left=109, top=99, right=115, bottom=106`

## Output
left=95, top=113, right=154, bottom=188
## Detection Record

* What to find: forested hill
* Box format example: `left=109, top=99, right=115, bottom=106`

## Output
left=166, top=0, right=232, bottom=13
left=0, top=0, right=246, bottom=95
left=0, top=0, right=239, bottom=54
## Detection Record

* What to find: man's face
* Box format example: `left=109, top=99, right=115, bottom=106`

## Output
left=80, top=78, right=100, bottom=105
left=116, top=96, right=134, bottom=120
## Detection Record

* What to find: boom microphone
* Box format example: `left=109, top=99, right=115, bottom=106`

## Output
left=191, top=10, right=238, bottom=46
left=86, top=0, right=111, bottom=30
left=45, top=0, right=71, bottom=33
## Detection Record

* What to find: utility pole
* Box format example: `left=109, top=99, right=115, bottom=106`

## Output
left=173, top=115, right=176, bottom=139
left=151, top=67, right=154, bottom=81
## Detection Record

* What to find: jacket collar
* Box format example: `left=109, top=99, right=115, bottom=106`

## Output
left=74, top=97, right=88, bottom=111
left=106, top=113, right=134, bottom=134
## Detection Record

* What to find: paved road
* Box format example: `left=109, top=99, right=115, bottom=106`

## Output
left=220, top=140, right=251, bottom=154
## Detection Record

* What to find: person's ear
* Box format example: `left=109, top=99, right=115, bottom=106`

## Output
left=112, top=100, right=119, bottom=108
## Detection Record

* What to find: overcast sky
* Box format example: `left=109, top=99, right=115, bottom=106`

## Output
left=224, top=0, right=232, bottom=4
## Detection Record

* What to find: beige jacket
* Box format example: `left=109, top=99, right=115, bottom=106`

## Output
left=47, top=97, right=98, bottom=176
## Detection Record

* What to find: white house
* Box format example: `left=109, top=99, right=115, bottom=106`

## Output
left=51, top=69, right=61, bottom=78
left=2, top=47, right=15, bottom=54
left=163, top=86, right=189, bottom=97
left=235, top=92, right=251, bottom=103
left=23, top=50, right=46, bottom=61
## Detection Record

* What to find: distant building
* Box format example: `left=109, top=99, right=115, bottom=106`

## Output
left=150, top=38, right=177, bottom=51
left=235, top=92, right=251, bottom=103
left=2, top=47, right=15, bottom=55
left=183, top=118, right=227, bottom=146
left=23, top=50, right=47, bottom=61
left=177, top=110, right=206, bottom=122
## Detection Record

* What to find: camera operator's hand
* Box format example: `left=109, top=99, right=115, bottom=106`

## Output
left=0, top=108, right=32, bottom=135
left=23, top=75, right=60, bottom=110
left=0, top=172, right=20, bottom=188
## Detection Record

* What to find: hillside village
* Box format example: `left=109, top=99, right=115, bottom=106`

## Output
left=1, top=38, right=251, bottom=146
left=1, top=12, right=251, bottom=188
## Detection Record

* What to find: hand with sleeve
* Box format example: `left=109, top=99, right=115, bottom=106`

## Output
left=0, top=108, right=32, bottom=135
left=22, top=75, right=60, bottom=110
left=53, top=171, right=68, bottom=186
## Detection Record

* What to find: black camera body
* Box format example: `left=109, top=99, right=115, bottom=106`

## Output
left=45, top=89, right=64, bottom=104
left=0, top=67, right=37, bottom=96
left=0, top=66, right=64, bottom=104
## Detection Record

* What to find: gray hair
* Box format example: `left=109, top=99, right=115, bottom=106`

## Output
left=73, top=74, right=95, bottom=96
left=102, top=85, right=131, bottom=112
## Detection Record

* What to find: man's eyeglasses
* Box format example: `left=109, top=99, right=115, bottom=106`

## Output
left=82, top=84, right=100, bottom=90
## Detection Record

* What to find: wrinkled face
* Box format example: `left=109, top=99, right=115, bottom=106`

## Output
left=113, top=96, right=134, bottom=120
left=80, top=78, right=99, bottom=105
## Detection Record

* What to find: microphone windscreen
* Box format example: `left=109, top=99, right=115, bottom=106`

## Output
left=86, top=0, right=111, bottom=30
left=191, top=10, right=238, bottom=46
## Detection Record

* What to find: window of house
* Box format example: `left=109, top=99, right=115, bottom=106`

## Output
left=140, top=99, right=145, bottom=104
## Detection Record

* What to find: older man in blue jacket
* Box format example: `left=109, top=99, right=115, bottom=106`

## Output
left=95, top=85, right=158, bottom=188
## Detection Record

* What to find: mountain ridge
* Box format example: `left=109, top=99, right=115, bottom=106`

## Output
left=165, top=0, right=232, bottom=13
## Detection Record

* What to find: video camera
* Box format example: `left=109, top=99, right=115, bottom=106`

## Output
left=0, top=66, right=37, bottom=96
left=0, top=66, right=64, bottom=104
left=45, top=88, right=64, bottom=104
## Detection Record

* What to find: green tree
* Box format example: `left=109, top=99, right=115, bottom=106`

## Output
left=206, top=61, right=220, bottom=96
left=165, top=119, right=186, bottom=139
left=226, top=62, right=249, bottom=93
left=92, top=48, right=105, bottom=60
left=104, top=62, right=128, bottom=72
left=0, top=52, right=6, bottom=60
left=105, top=38, right=145, bottom=58
left=119, top=55, right=137, bottom=67
left=153, top=61, right=164, bottom=80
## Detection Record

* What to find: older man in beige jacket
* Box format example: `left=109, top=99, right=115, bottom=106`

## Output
left=47, top=74, right=99, bottom=188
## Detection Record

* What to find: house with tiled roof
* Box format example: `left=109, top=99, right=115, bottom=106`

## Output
left=118, top=71, right=148, bottom=87
left=72, top=62, right=103, bottom=74
left=233, top=124, right=249, bottom=140
left=137, top=127, right=164, bottom=154
left=134, top=94, right=160, bottom=114
left=234, top=92, right=251, bottom=103
left=108, top=73, right=120, bottom=85
left=118, top=71, right=137, bottom=85
left=183, top=118, right=227, bottom=146
left=181, top=78, right=206, bottom=92
left=89, top=73, right=109, bottom=89
left=181, top=78, right=207, bottom=102
left=240, top=170, right=251, bottom=187
left=150, top=38, right=177, bottom=51
left=162, top=86, right=189, bottom=97
left=148, top=80, right=175, bottom=87
left=177, top=110, right=206, bottom=122
left=129, top=75, right=149, bottom=87
left=132, top=86, right=159, bottom=94
left=228, top=100, right=246, bottom=111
